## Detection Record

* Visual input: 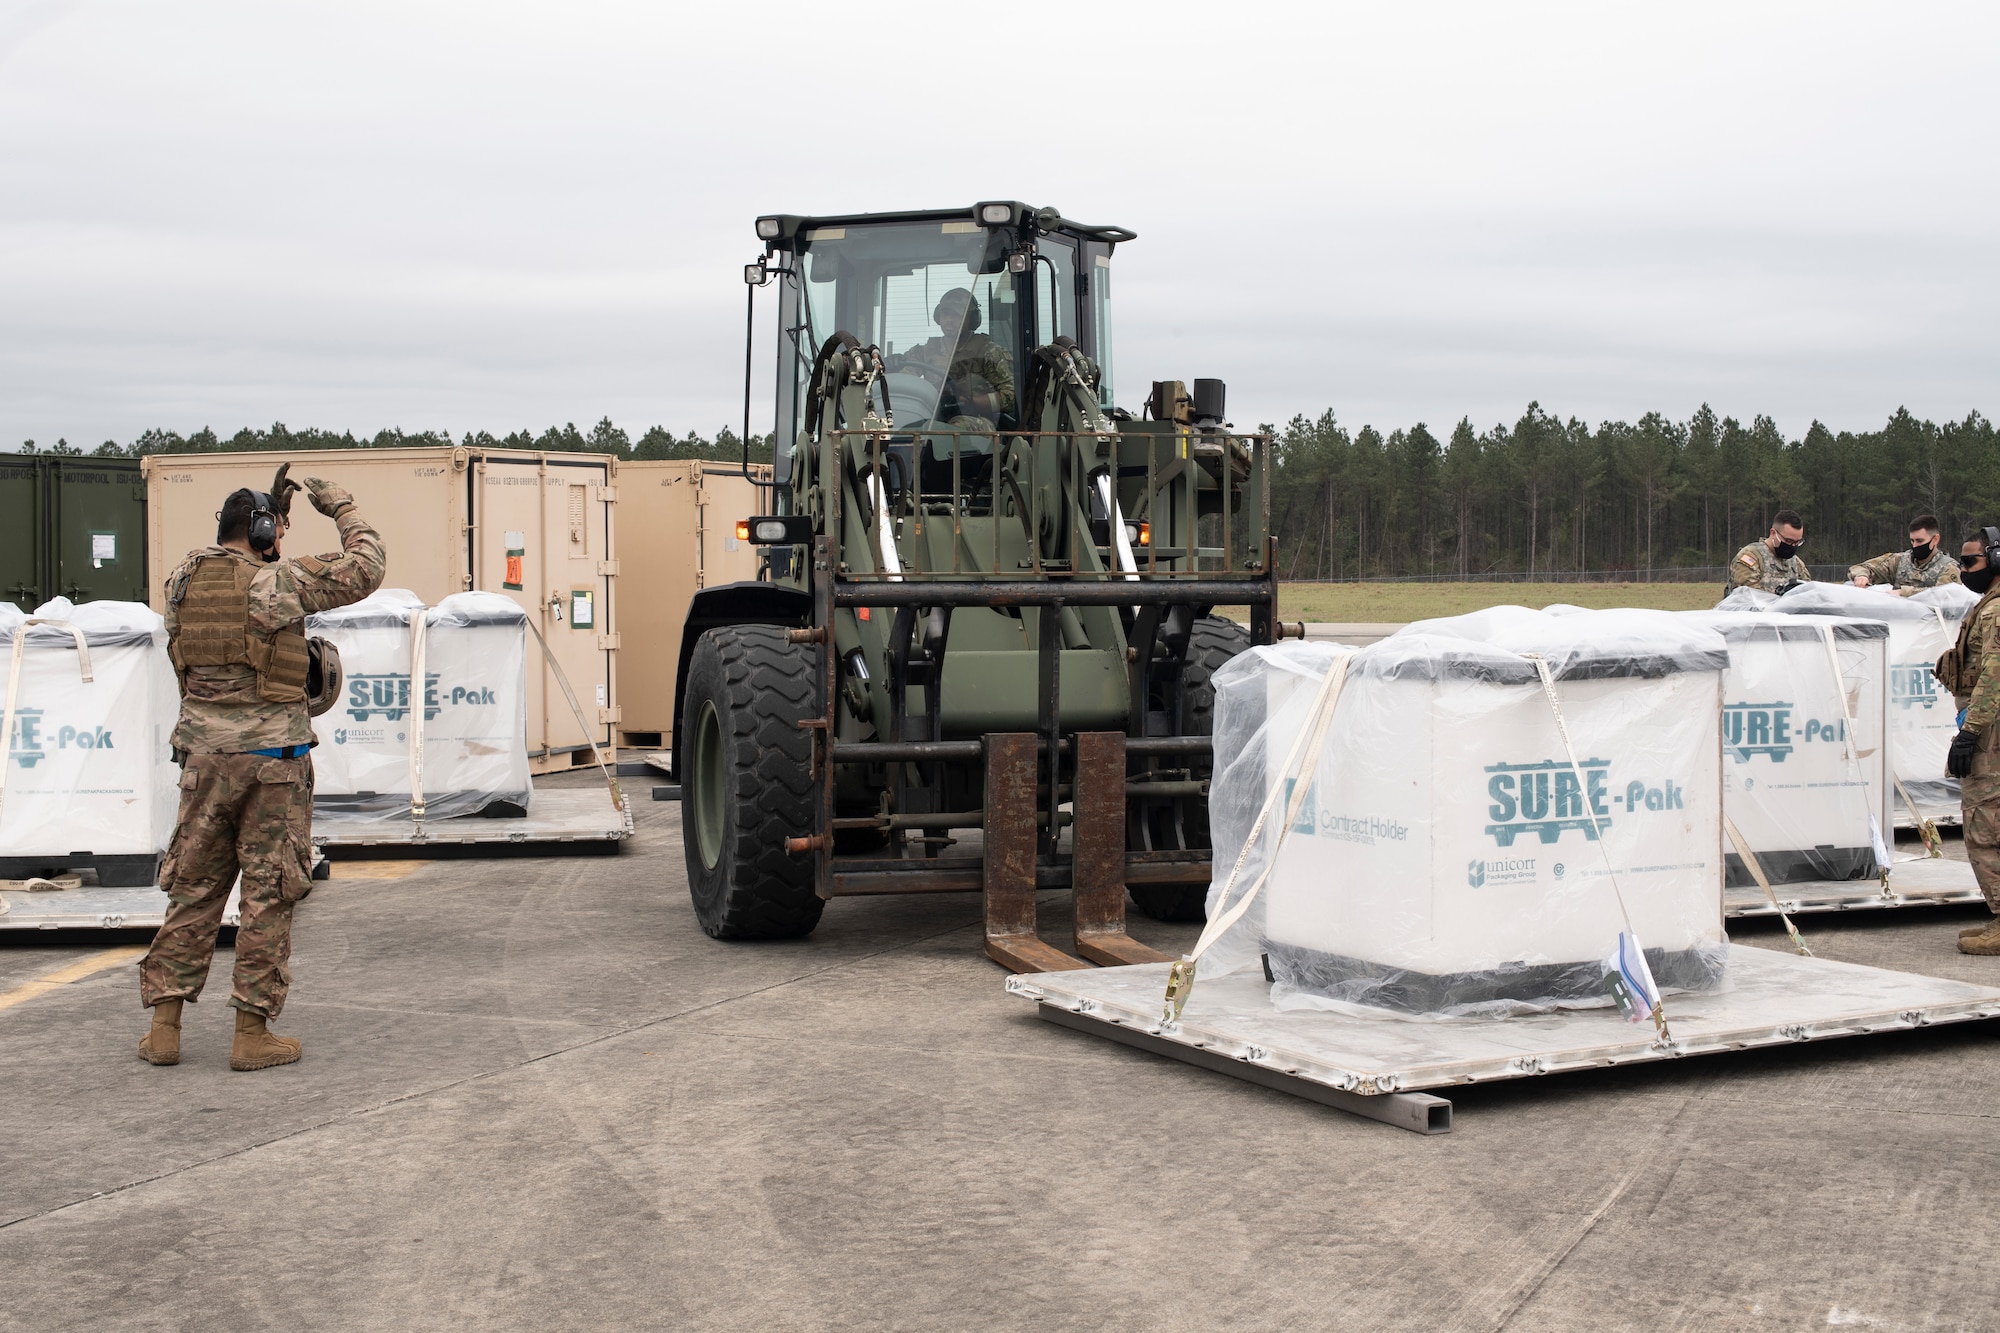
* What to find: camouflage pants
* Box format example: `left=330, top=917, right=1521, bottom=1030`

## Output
left=138, top=752, right=314, bottom=1017
left=1963, top=775, right=2000, bottom=914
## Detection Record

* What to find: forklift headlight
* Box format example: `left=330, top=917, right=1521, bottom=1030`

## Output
left=756, top=217, right=782, bottom=240
left=741, top=515, right=813, bottom=544
left=977, top=202, right=1014, bottom=225
left=744, top=262, right=769, bottom=286
left=1127, top=522, right=1150, bottom=547
left=1007, top=250, right=1031, bottom=274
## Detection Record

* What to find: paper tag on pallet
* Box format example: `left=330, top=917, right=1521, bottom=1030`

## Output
left=1604, top=931, right=1663, bottom=1024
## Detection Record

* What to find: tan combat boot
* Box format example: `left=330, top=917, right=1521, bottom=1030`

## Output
left=138, top=998, right=182, bottom=1066
left=229, top=1007, right=301, bottom=1071
left=1959, top=920, right=2000, bottom=955
left=1960, top=920, right=1996, bottom=940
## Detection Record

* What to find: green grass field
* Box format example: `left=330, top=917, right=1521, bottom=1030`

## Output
left=1223, top=581, right=1722, bottom=624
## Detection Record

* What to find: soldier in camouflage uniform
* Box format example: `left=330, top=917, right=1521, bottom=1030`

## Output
left=1939, top=529, right=2000, bottom=954
left=890, top=288, right=1016, bottom=426
left=1729, top=509, right=1813, bottom=593
left=137, top=476, right=385, bottom=1069
left=1847, top=514, right=1961, bottom=595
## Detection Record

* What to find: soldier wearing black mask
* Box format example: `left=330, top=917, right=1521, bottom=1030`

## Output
left=1729, top=510, right=1812, bottom=594
left=1936, top=529, right=2000, bottom=953
left=1848, top=515, right=1961, bottom=594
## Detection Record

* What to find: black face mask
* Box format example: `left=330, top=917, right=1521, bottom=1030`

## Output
left=1966, top=566, right=1996, bottom=595
left=1773, top=539, right=1802, bottom=560
left=1912, top=540, right=1937, bottom=561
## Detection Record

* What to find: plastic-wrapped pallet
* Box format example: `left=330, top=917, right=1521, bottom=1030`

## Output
left=1200, top=607, right=1730, bottom=1017
left=0, top=598, right=180, bottom=885
left=1682, top=611, right=1890, bottom=885
left=1719, top=581, right=1976, bottom=823
left=307, top=589, right=532, bottom=820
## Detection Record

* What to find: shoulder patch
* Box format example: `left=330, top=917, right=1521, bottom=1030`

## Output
left=1738, top=550, right=1757, bottom=566
left=295, top=555, right=333, bottom=576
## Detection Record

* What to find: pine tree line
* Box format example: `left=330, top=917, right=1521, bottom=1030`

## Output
left=16, top=402, right=1994, bottom=576
left=1267, top=404, right=1997, bottom=578
left=14, top=417, right=774, bottom=465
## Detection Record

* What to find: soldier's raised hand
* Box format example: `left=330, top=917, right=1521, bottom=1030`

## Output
left=304, top=477, right=355, bottom=518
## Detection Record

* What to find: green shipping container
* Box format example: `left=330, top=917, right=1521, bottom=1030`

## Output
left=0, top=454, right=149, bottom=613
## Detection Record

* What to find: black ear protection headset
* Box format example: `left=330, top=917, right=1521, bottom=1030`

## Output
left=246, top=490, right=281, bottom=554
left=232, top=463, right=296, bottom=561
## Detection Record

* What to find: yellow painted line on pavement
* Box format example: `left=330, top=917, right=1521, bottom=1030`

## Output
left=330, top=860, right=430, bottom=881
left=0, top=946, right=147, bottom=1014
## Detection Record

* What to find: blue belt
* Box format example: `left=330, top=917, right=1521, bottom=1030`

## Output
left=245, top=745, right=311, bottom=759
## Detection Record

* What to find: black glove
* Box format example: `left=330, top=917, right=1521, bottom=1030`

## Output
left=1948, top=728, right=1980, bottom=779
left=269, top=462, right=301, bottom=521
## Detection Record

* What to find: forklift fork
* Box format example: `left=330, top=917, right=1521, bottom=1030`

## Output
left=981, top=731, right=1173, bottom=973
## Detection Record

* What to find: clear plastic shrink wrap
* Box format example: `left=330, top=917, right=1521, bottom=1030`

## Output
left=1719, top=581, right=1976, bottom=818
left=1200, top=607, right=1730, bottom=1017
left=0, top=598, right=180, bottom=874
left=1679, top=612, right=1890, bottom=885
left=308, top=590, right=532, bottom=820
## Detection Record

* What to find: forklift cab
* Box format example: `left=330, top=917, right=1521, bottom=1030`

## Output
left=753, top=203, right=1133, bottom=495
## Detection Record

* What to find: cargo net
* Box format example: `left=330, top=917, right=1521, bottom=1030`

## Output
left=1195, top=607, right=1733, bottom=1019
left=1717, top=580, right=1976, bottom=824
left=307, top=590, right=533, bottom=821
left=0, top=598, right=180, bottom=871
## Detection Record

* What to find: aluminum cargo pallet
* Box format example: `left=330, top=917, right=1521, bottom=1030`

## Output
left=0, top=884, right=240, bottom=932
left=310, top=788, right=632, bottom=850
left=1008, top=947, right=2000, bottom=1134
left=1725, top=856, right=1983, bottom=916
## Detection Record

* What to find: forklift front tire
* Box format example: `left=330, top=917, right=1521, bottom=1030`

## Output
left=681, top=625, right=825, bottom=940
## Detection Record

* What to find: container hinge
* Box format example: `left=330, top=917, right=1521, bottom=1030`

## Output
left=596, top=632, right=621, bottom=650
left=599, top=485, right=618, bottom=502
left=597, top=706, right=622, bottom=725
left=598, top=559, right=619, bottom=577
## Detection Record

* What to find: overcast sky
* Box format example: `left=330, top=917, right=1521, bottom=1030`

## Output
left=2, top=1, right=1993, bottom=449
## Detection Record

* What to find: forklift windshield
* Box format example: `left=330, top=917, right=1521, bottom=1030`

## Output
left=797, top=221, right=1020, bottom=433
left=772, top=210, right=1121, bottom=489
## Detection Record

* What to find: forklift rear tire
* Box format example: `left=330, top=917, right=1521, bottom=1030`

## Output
left=681, top=625, right=825, bottom=940
left=1127, top=614, right=1252, bottom=923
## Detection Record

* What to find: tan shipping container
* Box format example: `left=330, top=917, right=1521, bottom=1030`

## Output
left=613, top=460, right=768, bottom=747
left=142, top=446, right=619, bottom=773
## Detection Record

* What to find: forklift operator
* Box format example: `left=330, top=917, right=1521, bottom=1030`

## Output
left=887, top=288, right=1015, bottom=427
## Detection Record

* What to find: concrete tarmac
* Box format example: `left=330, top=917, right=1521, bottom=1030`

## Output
left=2, top=772, right=1997, bottom=1331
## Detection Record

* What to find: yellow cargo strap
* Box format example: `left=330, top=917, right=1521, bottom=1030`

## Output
left=1897, top=604, right=1950, bottom=856
left=1525, top=654, right=1672, bottom=1047
left=521, top=616, right=627, bottom=820
left=1163, top=649, right=1354, bottom=1025
left=1722, top=814, right=1813, bottom=955
left=1816, top=624, right=1892, bottom=892
left=407, top=603, right=432, bottom=824
left=0, top=619, right=94, bottom=819
left=1894, top=775, right=1943, bottom=857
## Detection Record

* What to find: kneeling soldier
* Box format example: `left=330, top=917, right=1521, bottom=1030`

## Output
left=137, top=471, right=385, bottom=1068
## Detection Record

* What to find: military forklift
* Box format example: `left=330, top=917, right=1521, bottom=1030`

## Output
left=670, top=202, right=1287, bottom=972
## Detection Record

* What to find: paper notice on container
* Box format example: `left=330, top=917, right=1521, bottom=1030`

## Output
left=90, top=532, right=115, bottom=568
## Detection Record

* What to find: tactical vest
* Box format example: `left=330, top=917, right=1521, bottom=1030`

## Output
left=168, top=555, right=310, bottom=703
